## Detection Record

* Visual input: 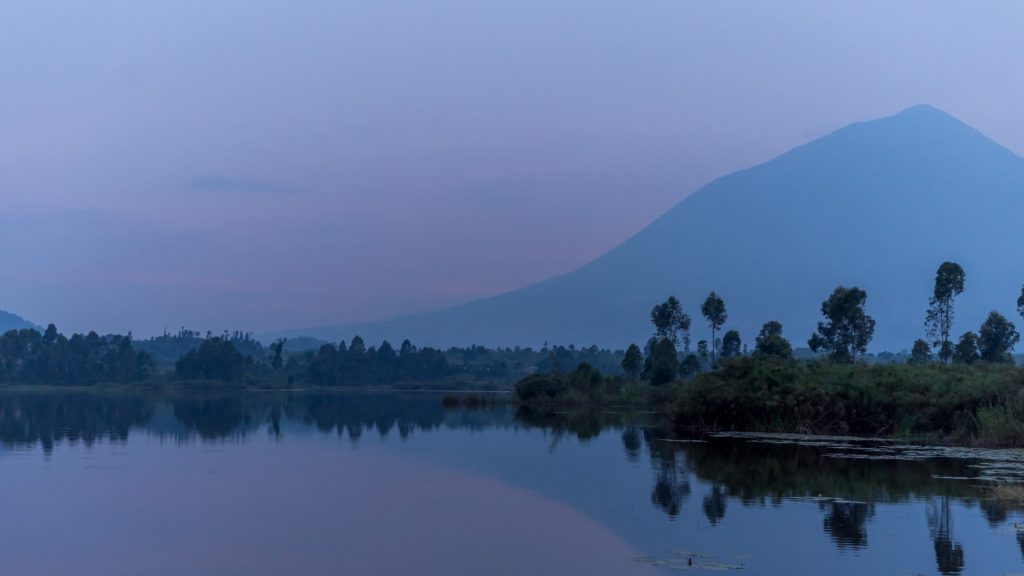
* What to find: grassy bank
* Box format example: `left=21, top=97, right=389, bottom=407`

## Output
left=514, top=359, right=1024, bottom=446
left=668, top=358, right=1024, bottom=445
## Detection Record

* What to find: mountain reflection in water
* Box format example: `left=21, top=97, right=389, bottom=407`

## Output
left=0, top=390, right=1022, bottom=575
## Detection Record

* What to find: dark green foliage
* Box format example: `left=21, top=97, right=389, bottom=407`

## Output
left=953, top=332, right=980, bottom=365
left=700, top=292, right=727, bottom=367
left=909, top=339, right=932, bottom=365
left=646, top=338, right=679, bottom=386
left=175, top=338, right=247, bottom=382
left=679, top=354, right=701, bottom=379
left=135, top=328, right=264, bottom=364
left=514, top=363, right=620, bottom=404
left=1018, top=284, right=1024, bottom=322
left=269, top=339, right=285, bottom=371
left=925, top=262, right=965, bottom=364
left=978, top=311, right=1020, bottom=364
left=302, top=335, right=452, bottom=386
left=669, top=357, right=1024, bottom=442
left=650, top=296, right=691, bottom=347
left=808, top=286, right=876, bottom=363
left=0, top=326, right=153, bottom=385
left=754, top=321, right=793, bottom=360
left=349, top=336, right=366, bottom=354
left=622, top=344, right=643, bottom=381
left=721, top=330, right=741, bottom=359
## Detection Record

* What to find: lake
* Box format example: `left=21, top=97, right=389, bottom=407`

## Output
left=0, top=389, right=1022, bottom=575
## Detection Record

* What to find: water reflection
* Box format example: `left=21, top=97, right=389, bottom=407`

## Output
left=0, top=390, right=1022, bottom=573
left=928, top=497, right=965, bottom=575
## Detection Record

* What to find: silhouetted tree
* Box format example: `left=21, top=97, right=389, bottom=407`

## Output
left=753, top=321, right=793, bottom=360
left=926, top=262, right=965, bottom=364
left=175, top=338, right=247, bottom=382
left=646, top=338, right=679, bottom=386
left=977, top=311, right=1019, bottom=363
left=720, top=330, right=741, bottom=359
left=1018, top=283, right=1024, bottom=325
left=909, top=339, right=932, bottom=365
left=621, top=344, right=642, bottom=381
left=808, top=286, right=876, bottom=363
left=953, top=332, right=980, bottom=365
left=269, top=338, right=286, bottom=371
left=349, top=336, right=366, bottom=355
left=650, top=296, right=691, bottom=348
left=700, top=292, right=727, bottom=368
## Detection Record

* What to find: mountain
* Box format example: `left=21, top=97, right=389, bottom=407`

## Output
left=0, top=310, right=40, bottom=334
left=280, top=105, right=1024, bottom=352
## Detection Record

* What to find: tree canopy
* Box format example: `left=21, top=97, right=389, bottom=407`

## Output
left=925, top=262, right=966, bottom=364
left=808, top=286, right=876, bottom=363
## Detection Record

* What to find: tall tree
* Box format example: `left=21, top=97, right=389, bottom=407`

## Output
left=754, top=321, right=793, bottom=360
left=700, top=292, right=727, bottom=368
left=646, top=338, right=679, bottom=386
left=808, top=286, right=876, bottom=363
left=269, top=338, right=286, bottom=372
left=925, top=262, right=965, bottom=364
left=977, top=311, right=1020, bottom=363
left=650, top=296, right=691, bottom=348
left=720, top=330, right=742, bottom=359
left=621, top=344, right=642, bottom=381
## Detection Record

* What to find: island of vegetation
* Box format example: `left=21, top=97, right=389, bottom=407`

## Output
left=515, top=262, right=1024, bottom=446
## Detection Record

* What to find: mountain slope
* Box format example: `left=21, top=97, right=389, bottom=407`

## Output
left=282, top=105, right=1024, bottom=351
left=0, top=310, right=40, bottom=334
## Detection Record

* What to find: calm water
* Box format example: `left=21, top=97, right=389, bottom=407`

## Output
left=1, top=390, right=1023, bottom=575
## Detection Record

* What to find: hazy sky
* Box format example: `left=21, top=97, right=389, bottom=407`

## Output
left=2, top=1, right=1023, bottom=336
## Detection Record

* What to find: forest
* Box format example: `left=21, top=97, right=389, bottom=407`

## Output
left=0, top=325, right=624, bottom=388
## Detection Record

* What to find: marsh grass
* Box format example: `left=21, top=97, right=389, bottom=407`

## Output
left=667, top=358, right=1024, bottom=445
left=989, top=483, right=1024, bottom=505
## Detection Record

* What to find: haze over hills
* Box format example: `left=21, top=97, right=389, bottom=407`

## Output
left=0, top=310, right=39, bottom=334
left=274, top=105, right=1024, bottom=352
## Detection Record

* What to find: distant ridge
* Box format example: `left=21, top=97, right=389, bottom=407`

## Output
left=0, top=310, right=40, bottom=333
left=273, top=105, right=1024, bottom=351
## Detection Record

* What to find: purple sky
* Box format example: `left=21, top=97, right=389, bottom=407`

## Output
left=2, top=1, right=1023, bottom=336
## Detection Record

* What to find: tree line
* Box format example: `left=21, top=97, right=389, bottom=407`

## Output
left=0, top=325, right=154, bottom=384
left=0, top=324, right=627, bottom=386
left=620, top=260, right=1021, bottom=387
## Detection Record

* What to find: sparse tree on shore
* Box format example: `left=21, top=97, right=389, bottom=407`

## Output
left=721, top=330, right=742, bottom=359
left=925, top=262, right=965, bottom=364
left=808, top=286, right=876, bottom=363
left=622, top=344, right=642, bottom=381
left=909, top=339, right=932, bottom=365
left=953, top=332, right=980, bottom=365
left=754, top=321, right=793, bottom=360
left=650, top=296, right=691, bottom=349
left=978, top=312, right=1019, bottom=364
left=700, top=292, right=727, bottom=368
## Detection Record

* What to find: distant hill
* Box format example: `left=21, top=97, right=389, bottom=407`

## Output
left=0, top=310, right=39, bottom=334
left=276, top=105, right=1024, bottom=351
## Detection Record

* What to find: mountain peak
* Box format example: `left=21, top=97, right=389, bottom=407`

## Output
left=291, top=107, right=1024, bottom=351
left=859, top=103, right=975, bottom=136
left=894, top=103, right=945, bottom=117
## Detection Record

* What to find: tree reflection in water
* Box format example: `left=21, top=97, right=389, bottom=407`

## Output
left=928, top=497, right=965, bottom=575
left=0, top=390, right=1021, bottom=568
